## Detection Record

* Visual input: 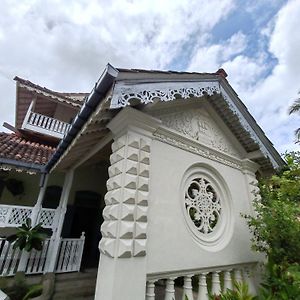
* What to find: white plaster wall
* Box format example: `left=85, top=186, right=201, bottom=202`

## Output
left=68, top=164, right=109, bottom=206
left=146, top=139, right=259, bottom=274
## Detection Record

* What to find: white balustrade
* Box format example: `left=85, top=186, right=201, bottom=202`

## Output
left=146, top=280, right=156, bottom=300
left=55, top=232, right=85, bottom=273
left=24, top=111, right=71, bottom=139
left=0, top=233, right=85, bottom=277
left=0, top=205, right=57, bottom=229
left=146, top=263, right=258, bottom=299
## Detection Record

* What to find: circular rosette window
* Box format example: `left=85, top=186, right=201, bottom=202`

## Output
left=182, top=166, right=233, bottom=251
left=185, top=178, right=221, bottom=234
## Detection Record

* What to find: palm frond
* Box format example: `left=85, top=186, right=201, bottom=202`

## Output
left=289, top=99, right=300, bottom=115
left=295, top=128, right=300, bottom=143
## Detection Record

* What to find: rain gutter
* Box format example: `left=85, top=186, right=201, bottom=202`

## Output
left=45, top=64, right=119, bottom=172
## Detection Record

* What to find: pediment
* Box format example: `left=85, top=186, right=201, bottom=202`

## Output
left=155, top=107, right=242, bottom=158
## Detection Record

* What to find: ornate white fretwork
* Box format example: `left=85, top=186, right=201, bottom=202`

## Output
left=0, top=205, right=57, bottom=229
left=160, top=109, right=239, bottom=157
left=38, top=209, right=57, bottom=228
left=110, top=81, right=220, bottom=108
left=110, top=81, right=279, bottom=169
left=100, top=133, right=150, bottom=258
left=185, top=177, right=221, bottom=234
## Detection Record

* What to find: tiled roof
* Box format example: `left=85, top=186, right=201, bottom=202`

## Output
left=14, top=76, right=88, bottom=105
left=0, top=132, right=55, bottom=166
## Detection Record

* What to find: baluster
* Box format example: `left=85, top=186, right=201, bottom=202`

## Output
left=197, top=273, right=208, bottom=300
left=223, top=269, right=233, bottom=291
left=211, top=271, right=221, bottom=296
left=34, top=114, right=39, bottom=125
left=49, top=119, right=54, bottom=131
left=243, top=267, right=257, bottom=295
left=146, top=280, right=156, bottom=300
left=42, top=116, right=48, bottom=128
left=164, top=277, right=176, bottom=300
left=234, top=269, right=243, bottom=284
left=182, top=275, right=193, bottom=300
left=61, top=123, right=66, bottom=134
left=38, top=115, right=43, bottom=126
left=59, top=121, right=63, bottom=133
left=29, top=112, right=35, bottom=124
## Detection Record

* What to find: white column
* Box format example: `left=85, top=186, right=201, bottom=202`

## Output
left=182, top=275, right=194, bottom=300
left=164, top=277, right=176, bottom=300
left=223, top=270, right=233, bottom=291
left=234, top=269, right=243, bottom=286
left=17, top=173, right=49, bottom=272
left=31, top=174, right=49, bottom=225
left=46, top=170, right=74, bottom=273
left=95, top=108, right=161, bottom=300
left=146, top=280, right=156, bottom=300
left=197, top=273, right=208, bottom=300
left=211, top=271, right=221, bottom=295
left=243, top=267, right=257, bottom=295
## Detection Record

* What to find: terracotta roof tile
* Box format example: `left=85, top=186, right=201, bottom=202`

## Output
left=14, top=76, right=88, bottom=105
left=0, top=132, right=55, bottom=166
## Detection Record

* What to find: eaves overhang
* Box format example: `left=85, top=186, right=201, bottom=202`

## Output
left=45, top=63, right=119, bottom=172
left=45, top=66, right=285, bottom=173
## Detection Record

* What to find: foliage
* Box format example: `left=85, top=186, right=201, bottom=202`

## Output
left=289, top=95, right=300, bottom=142
left=209, top=281, right=256, bottom=300
left=22, top=284, right=43, bottom=300
left=244, top=151, right=300, bottom=299
left=3, top=281, right=42, bottom=300
left=6, top=218, right=49, bottom=252
left=2, top=273, right=28, bottom=300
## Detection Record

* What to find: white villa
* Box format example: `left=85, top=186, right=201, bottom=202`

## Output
left=0, top=65, right=284, bottom=299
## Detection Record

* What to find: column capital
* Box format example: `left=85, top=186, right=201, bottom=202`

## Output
left=107, top=107, right=162, bottom=138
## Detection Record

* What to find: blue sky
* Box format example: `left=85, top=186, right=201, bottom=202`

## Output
left=0, top=0, right=299, bottom=153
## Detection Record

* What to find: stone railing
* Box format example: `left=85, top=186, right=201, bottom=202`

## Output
left=146, top=262, right=258, bottom=299
left=0, top=204, right=57, bottom=229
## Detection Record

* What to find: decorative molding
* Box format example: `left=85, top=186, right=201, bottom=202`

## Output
left=159, top=109, right=240, bottom=157
left=110, top=80, right=279, bottom=169
left=99, top=133, right=151, bottom=258
left=0, top=164, right=37, bottom=175
left=154, top=129, right=242, bottom=170
left=219, top=86, right=278, bottom=169
left=110, top=81, right=220, bottom=109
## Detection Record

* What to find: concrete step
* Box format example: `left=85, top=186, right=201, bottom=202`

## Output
left=54, top=280, right=96, bottom=293
left=52, top=270, right=97, bottom=300
left=55, top=269, right=97, bottom=282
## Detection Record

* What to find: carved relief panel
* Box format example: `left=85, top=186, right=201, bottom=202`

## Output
left=159, top=109, right=240, bottom=157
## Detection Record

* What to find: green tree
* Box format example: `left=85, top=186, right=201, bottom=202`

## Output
left=245, top=152, right=300, bottom=299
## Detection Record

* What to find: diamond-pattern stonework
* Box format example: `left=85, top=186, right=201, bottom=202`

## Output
left=100, top=133, right=151, bottom=258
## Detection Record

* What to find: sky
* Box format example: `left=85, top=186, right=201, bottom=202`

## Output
left=0, top=0, right=299, bottom=154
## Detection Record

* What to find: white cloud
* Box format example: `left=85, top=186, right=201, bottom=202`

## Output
left=188, top=31, right=247, bottom=72
left=0, top=0, right=299, bottom=154
left=0, top=0, right=234, bottom=129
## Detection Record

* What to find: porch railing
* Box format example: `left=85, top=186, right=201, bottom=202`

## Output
left=22, top=110, right=71, bottom=139
left=0, top=233, right=85, bottom=276
left=0, top=205, right=57, bottom=229
left=146, top=262, right=258, bottom=299
left=55, top=232, right=85, bottom=273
